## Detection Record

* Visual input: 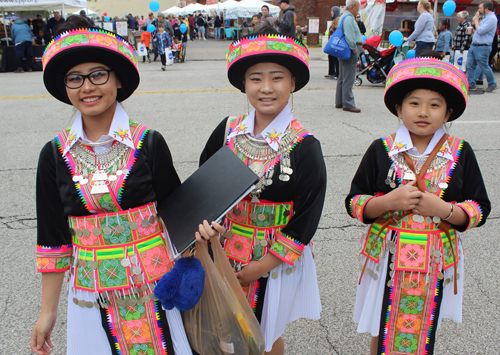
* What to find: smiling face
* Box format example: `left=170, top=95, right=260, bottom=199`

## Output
left=65, top=62, right=121, bottom=121
left=244, top=62, right=295, bottom=122
left=396, top=89, right=452, bottom=146
left=261, top=6, right=269, bottom=16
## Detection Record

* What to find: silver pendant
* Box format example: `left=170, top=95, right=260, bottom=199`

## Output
left=91, top=183, right=109, bottom=195
left=279, top=174, right=290, bottom=182
left=439, top=182, right=449, bottom=189
left=249, top=162, right=265, bottom=177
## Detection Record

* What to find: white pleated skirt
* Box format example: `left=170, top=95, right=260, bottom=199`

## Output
left=66, top=278, right=192, bottom=355
left=353, top=233, right=464, bottom=337
left=261, top=244, right=322, bottom=352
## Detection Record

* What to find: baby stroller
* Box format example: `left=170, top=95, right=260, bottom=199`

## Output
left=172, top=42, right=186, bottom=63
left=354, top=35, right=401, bottom=86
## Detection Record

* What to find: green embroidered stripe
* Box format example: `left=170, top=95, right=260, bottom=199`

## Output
left=275, top=204, right=292, bottom=225
left=230, top=223, right=254, bottom=238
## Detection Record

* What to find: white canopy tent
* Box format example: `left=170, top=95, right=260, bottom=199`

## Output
left=224, top=0, right=280, bottom=17
left=72, top=8, right=97, bottom=16
left=179, top=3, right=207, bottom=16
left=162, top=6, right=182, bottom=16
left=1, top=0, right=88, bottom=44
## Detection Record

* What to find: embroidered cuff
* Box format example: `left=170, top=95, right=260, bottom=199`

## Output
left=36, top=244, right=72, bottom=272
left=455, top=201, right=483, bottom=231
left=349, top=195, right=375, bottom=223
left=269, top=232, right=304, bottom=265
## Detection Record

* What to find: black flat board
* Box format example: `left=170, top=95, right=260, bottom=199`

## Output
left=157, top=145, right=259, bottom=255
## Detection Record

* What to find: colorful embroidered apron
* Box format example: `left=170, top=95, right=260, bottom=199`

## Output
left=360, top=135, right=465, bottom=355
left=223, top=115, right=310, bottom=311
left=224, top=197, right=293, bottom=310
left=58, top=121, right=174, bottom=355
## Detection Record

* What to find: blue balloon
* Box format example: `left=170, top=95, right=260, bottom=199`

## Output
left=179, top=23, right=187, bottom=34
left=147, top=24, right=156, bottom=33
left=104, top=16, right=110, bottom=22
left=406, top=49, right=416, bottom=59
left=443, top=0, right=456, bottom=17
left=389, top=30, right=404, bottom=47
left=150, top=1, right=160, bottom=12
left=362, top=35, right=367, bottom=43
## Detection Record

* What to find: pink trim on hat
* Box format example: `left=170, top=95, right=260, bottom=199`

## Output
left=42, top=28, right=138, bottom=72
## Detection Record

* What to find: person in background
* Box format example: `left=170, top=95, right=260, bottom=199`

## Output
left=326, top=6, right=341, bottom=80
left=138, top=15, right=145, bottom=28
left=154, top=23, right=172, bottom=71
left=467, top=0, right=497, bottom=92
left=356, top=13, right=366, bottom=34
left=173, top=17, right=188, bottom=44
left=189, top=14, right=196, bottom=41
left=261, top=5, right=274, bottom=28
left=33, top=14, right=46, bottom=34
left=405, top=0, right=435, bottom=55
left=79, top=10, right=95, bottom=26
left=157, top=13, right=174, bottom=38
left=196, top=14, right=207, bottom=40
left=336, top=0, right=363, bottom=113
left=252, top=14, right=262, bottom=33
left=35, top=28, right=51, bottom=46
left=274, top=0, right=296, bottom=38
left=145, top=12, right=155, bottom=27
left=296, top=25, right=304, bottom=42
left=127, top=13, right=136, bottom=45
left=140, top=25, right=152, bottom=63
left=214, top=15, right=222, bottom=40
left=11, top=19, right=34, bottom=73
left=435, top=19, right=453, bottom=60
left=453, top=11, right=472, bottom=61
left=47, top=11, right=65, bottom=38
left=112, top=16, right=117, bottom=31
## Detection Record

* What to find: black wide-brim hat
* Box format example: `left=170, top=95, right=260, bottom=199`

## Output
left=43, top=28, right=140, bottom=105
left=227, top=34, right=310, bottom=93
left=384, top=58, right=468, bottom=121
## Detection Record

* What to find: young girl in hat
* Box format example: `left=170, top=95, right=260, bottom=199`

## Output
left=30, top=18, right=222, bottom=355
left=197, top=32, right=327, bottom=355
left=346, top=57, right=490, bottom=355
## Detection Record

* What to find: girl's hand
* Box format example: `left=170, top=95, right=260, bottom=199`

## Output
left=195, top=220, right=225, bottom=243
left=31, top=312, right=57, bottom=355
left=236, top=261, right=264, bottom=285
left=385, top=180, right=422, bottom=211
left=412, top=192, right=450, bottom=218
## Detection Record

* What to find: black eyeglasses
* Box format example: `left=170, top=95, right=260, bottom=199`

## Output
left=64, top=69, right=114, bottom=89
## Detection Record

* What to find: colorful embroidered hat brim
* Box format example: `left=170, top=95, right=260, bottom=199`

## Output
left=43, top=28, right=139, bottom=105
left=384, top=58, right=468, bottom=121
left=227, top=34, right=310, bottom=93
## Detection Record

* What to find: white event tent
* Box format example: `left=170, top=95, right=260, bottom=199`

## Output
left=162, top=6, right=182, bottom=16
left=1, top=0, right=88, bottom=44
left=72, top=7, right=97, bottom=16
left=179, top=3, right=207, bottom=16
left=224, top=0, right=280, bottom=17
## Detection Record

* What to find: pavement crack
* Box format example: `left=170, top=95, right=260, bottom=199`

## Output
left=474, top=277, right=500, bottom=314
left=318, top=224, right=359, bottom=230
left=0, top=167, right=36, bottom=172
left=318, top=317, right=340, bottom=354
left=0, top=215, right=37, bottom=230
left=0, top=293, right=10, bottom=318
left=340, top=121, right=372, bottom=135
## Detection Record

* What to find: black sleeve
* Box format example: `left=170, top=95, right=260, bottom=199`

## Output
left=281, top=137, right=327, bottom=245
left=345, top=139, right=391, bottom=225
left=445, top=141, right=491, bottom=231
left=36, top=141, right=71, bottom=247
left=199, top=117, right=229, bottom=166
left=150, top=131, right=181, bottom=204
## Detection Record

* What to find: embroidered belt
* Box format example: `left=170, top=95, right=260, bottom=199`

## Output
left=223, top=198, right=293, bottom=265
left=359, top=213, right=459, bottom=294
left=68, top=202, right=173, bottom=294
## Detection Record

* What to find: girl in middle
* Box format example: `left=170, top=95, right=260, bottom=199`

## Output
left=197, top=32, right=327, bottom=355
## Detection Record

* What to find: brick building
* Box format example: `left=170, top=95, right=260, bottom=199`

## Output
left=270, top=0, right=345, bottom=34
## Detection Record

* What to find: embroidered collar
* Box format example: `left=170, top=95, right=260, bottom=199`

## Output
left=227, top=103, right=293, bottom=151
left=63, top=102, right=135, bottom=155
left=388, top=125, right=454, bottom=161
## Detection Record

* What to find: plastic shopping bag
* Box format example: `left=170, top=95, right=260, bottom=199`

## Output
left=137, top=43, right=147, bottom=57
left=453, top=50, right=468, bottom=72
left=166, top=48, right=174, bottom=66
left=323, top=16, right=351, bottom=60
left=182, top=240, right=265, bottom=355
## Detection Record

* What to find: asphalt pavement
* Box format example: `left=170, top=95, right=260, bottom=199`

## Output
left=1, top=39, right=499, bottom=355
